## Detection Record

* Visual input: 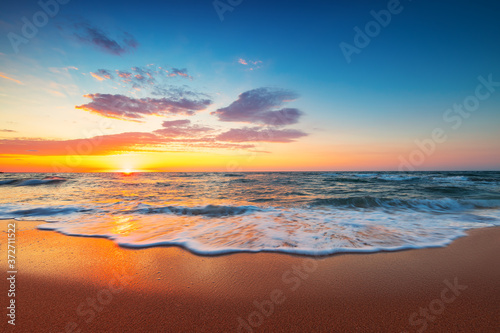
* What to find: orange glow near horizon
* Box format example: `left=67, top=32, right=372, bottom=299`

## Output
left=121, top=169, right=134, bottom=175
left=1, top=144, right=499, bottom=172
left=1, top=135, right=499, bottom=173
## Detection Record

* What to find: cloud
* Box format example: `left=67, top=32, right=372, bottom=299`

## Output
left=71, top=22, right=138, bottom=56
left=91, top=72, right=105, bottom=81
left=238, top=58, right=263, bottom=70
left=90, top=65, right=193, bottom=91
left=151, top=85, right=210, bottom=100
left=154, top=119, right=212, bottom=138
left=0, top=132, right=165, bottom=156
left=117, top=71, right=132, bottom=79
left=169, top=68, right=191, bottom=78
left=0, top=72, right=23, bottom=85
left=0, top=129, right=16, bottom=133
left=48, top=66, right=79, bottom=74
left=0, top=121, right=308, bottom=158
left=0, top=131, right=253, bottom=156
left=49, top=90, right=66, bottom=97
left=216, top=127, right=307, bottom=143
left=212, top=88, right=303, bottom=126
left=76, top=94, right=212, bottom=121
left=90, top=69, right=114, bottom=81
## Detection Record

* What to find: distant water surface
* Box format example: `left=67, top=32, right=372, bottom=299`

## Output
left=1, top=171, right=499, bottom=255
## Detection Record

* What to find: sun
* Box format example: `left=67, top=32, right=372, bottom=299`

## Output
left=122, top=168, right=134, bottom=175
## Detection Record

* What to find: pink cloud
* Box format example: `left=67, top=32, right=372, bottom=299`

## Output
left=216, top=127, right=307, bottom=143
left=0, top=123, right=307, bottom=157
left=117, top=71, right=132, bottom=78
left=0, top=132, right=164, bottom=156
left=76, top=93, right=211, bottom=121
left=154, top=119, right=213, bottom=138
left=90, top=72, right=105, bottom=81
left=237, top=58, right=262, bottom=70
left=0, top=72, right=23, bottom=85
left=0, top=130, right=257, bottom=156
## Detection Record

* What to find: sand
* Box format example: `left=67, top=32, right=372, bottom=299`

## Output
left=1, top=220, right=499, bottom=332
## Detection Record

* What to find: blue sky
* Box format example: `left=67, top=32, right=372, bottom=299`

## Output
left=0, top=0, right=499, bottom=171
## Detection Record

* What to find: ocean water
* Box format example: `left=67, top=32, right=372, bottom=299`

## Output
left=1, top=171, right=499, bottom=255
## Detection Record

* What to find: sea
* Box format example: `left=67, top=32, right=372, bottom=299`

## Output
left=1, top=171, right=499, bottom=256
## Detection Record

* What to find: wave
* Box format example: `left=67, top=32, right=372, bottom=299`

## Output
left=352, top=173, right=379, bottom=178
left=35, top=205, right=499, bottom=256
left=321, top=173, right=479, bottom=184
left=170, top=173, right=195, bottom=177
left=0, top=205, right=84, bottom=218
left=422, top=185, right=474, bottom=195
left=324, top=177, right=370, bottom=183
left=309, top=196, right=500, bottom=212
left=0, top=176, right=68, bottom=186
left=2, top=171, right=499, bottom=256
left=249, top=198, right=275, bottom=203
left=230, top=178, right=257, bottom=183
left=378, top=174, right=419, bottom=181
left=322, top=173, right=416, bottom=183
left=0, top=179, right=17, bottom=185
left=430, top=176, right=470, bottom=183
left=131, top=204, right=260, bottom=217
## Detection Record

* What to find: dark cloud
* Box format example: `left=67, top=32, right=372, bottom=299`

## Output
left=212, top=88, right=303, bottom=126
left=72, top=22, right=138, bottom=56
left=76, top=94, right=212, bottom=121
left=216, top=127, right=307, bottom=143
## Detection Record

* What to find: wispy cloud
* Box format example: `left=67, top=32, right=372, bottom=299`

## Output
left=70, top=21, right=138, bottom=55
left=48, top=66, right=79, bottom=74
left=216, top=127, right=307, bottom=143
left=0, top=130, right=255, bottom=156
left=90, top=65, right=193, bottom=90
left=212, top=87, right=303, bottom=126
left=238, top=58, right=263, bottom=70
left=76, top=93, right=212, bottom=121
left=169, top=68, right=191, bottom=78
left=0, top=129, right=17, bottom=133
left=0, top=72, right=23, bottom=85
left=90, top=72, right=105, bottom=81
left=0, top=117, right=308, bottom=156
left=92, top=69, right=113, bottom=80
left=0, top=132, right=165, bottom=155
left=153, top=119, right=212, bottom=138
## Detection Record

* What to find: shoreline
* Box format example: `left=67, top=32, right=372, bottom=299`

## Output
left=8, top=218, right=477, bottom=258
left=1, top=220, right=499, bottom=332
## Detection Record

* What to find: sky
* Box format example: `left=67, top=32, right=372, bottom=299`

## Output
left=0, top=0, right=499, bottom=172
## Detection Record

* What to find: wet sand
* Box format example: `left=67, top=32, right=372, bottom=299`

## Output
left=1, top=220, right=499, bottom=332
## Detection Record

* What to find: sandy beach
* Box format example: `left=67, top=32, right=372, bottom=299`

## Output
left=1, top=220, right=499, bottom=332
